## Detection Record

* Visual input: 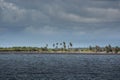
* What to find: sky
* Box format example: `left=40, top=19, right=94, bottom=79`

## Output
left=0, top=0, right=120, bottom=48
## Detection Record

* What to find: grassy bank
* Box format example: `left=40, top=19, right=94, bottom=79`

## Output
left=0, top=47, right=119, bottom=54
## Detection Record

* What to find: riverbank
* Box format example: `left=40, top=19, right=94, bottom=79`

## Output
left=0, top=51, right=119, bottom=55
left=0, top=45, right=119, bottom=54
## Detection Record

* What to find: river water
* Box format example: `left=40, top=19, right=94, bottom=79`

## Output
left=0, top=53, right=120, bottom=80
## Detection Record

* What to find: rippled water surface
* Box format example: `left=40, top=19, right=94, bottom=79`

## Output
left=0, top=53, right=120, bottom=80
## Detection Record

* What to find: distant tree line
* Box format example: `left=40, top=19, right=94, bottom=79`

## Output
left=89, top=44, right=120, bottom=54
left=0, top=47, right=39, bottom=52
left=0, top=43, right=119, bottom=53
left=0, top=42, right=73, bottom=52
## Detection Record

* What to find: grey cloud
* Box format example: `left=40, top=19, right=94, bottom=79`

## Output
left=85, top=7, right=120, bottom=21
left=25, top=25, right=61, bottom=35
left=93, top=0, right=120, bottom=1
left=0, top=0, right=120, bottom=36
left=0, top=0, right=50, bottom=27
left=1, top=0, right=120, bottom=23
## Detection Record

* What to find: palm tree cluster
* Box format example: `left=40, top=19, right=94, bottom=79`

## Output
left=52, top=42, right=73, bottom=51
left=89, top=44, right=120, bottom=54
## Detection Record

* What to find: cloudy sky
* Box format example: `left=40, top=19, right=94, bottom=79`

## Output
left=0, top=0, right=120, bottom=47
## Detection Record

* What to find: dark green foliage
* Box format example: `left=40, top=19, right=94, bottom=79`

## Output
left=114, top=46, right=119, bottom=54
left=69, top=42, right=72, bottom=48
left=63, top=42, right=66, bottom=49
left=95, top=45, right=101, bottom=52
left=105, top=45, right=113, bottom=53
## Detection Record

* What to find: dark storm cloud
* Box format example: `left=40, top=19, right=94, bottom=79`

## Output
left=0, top=0, right=120, bottom=37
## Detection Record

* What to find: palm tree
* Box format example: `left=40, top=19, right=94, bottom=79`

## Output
left=69, top=42, right=72, bottom=48
left=60, top=43, right=62, bottom=50
left=105, top=44, right=112, bottom=53
left=105, top=46, right=109, bottom=53
left=95, top=45, right=101, bottom=53
left=53, top=44, right=55, bottom=48
left=108, top=44, right=112, bottom=53
left=56, top=43, right=58, bottom=45
left=63, top=42, right=66, bottom=50
left=60, top=43, right=62, bottom=48
left=56, top=43, right=58, bottom=50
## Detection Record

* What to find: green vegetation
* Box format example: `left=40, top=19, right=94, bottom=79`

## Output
left=88, top=44, right=120, bottom=54
left=0, top=43, right=120, bottom=54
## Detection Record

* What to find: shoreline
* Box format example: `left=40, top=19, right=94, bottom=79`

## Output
left=0, top=51, right=119, bottom=55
